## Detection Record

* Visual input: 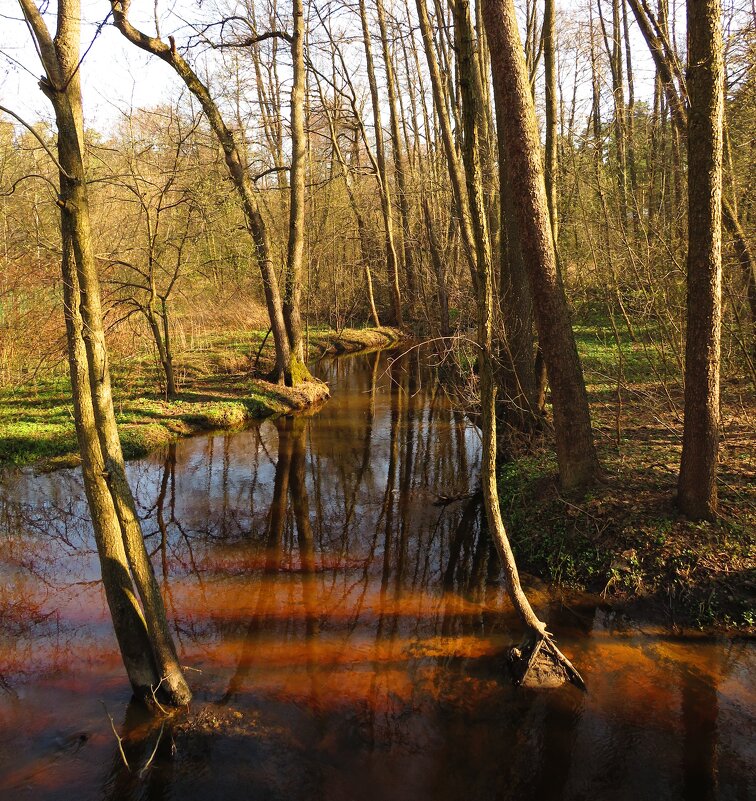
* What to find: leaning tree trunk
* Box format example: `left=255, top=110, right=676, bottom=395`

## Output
left=111, top=1, right=294, bottom=384
left=678, top=0, right=724, bottom=520
left=482, top=0, right=601, bottom=491
left=451, top=0, right=585, bottom=690
left=19, top=0, right=190, bottom=706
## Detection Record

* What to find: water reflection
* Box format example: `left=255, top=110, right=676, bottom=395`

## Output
left=0, top=349, right=753, bottom=800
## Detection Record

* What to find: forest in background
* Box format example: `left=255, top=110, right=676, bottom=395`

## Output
left=2, top=0, right=753, bottom=385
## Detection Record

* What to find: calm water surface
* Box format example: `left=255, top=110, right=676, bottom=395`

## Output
left=0, top=350, right=753, bottom=801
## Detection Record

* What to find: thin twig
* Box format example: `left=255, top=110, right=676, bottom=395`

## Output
left=101, top=701, right=130, bottom=771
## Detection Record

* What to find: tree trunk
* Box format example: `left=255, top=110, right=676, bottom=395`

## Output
left=283, top=0, right=311, bottom=380
left=678, top=0, right=724, bottom=520
left=357, top=0, right=403, bottom=327
left=20, top=0, right=190, bottom=706
left=375, top=0, right=416, bottom=310
left=146, top=306, right=177, bottom=400
left=110, top=2, right=293, bottom=384
left=543, top=0, right=558, bottom=245
left=482, top=0, right=601, bottom=490
left=415, top=0, right=478, bottom=288
left=628, top=0, right=755, bottom=355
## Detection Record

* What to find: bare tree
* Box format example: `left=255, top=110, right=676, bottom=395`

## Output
left=18, top=0, right=191, bottom=705
left=110, top=0, right=299, bottom=384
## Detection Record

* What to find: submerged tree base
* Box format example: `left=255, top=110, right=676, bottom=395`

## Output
left=508, top=634, right=587, bottom=691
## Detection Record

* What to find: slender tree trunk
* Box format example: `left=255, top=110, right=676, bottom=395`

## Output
left=622, top=0, right=638, bottom=232
left=160, top=297, right=177, bottom=399
left=375, top=0, right=416, bottom=309
left=543, top=0, right=558, bottom=246
left=482, top=0, right=601, bottom=490
left=20, top=0, right=190, bottom=705
left=422, top=198, right=451, bottom=337
left=678, top=0, right=724, bottom=520
left=628, top=0, right=755, bottom=355
left=111, top=2, right=293, bottom=384
left=357, top=0, right=403, bottom=327
left=283, top=0, right=308, bottom=374
left=415, top=0, right=478, bottom=287
left=146, top=305, right=176, bottom=399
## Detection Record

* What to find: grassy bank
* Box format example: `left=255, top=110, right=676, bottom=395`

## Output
left=0, top=326, right=402, bottom=470
left=501, top=323, right=755, bottom=632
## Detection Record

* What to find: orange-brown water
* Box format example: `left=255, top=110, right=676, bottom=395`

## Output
left=0, top=349, right=753, bottom=800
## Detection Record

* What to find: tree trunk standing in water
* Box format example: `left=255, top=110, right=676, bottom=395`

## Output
left=448, top=0, right=584, bottom=689
left=454, top=0, right=534, bottom=434
left=482, top=0, right=601, bottom=491
left=283, top=0, right=311, bottom=378
left=357, top=0, right=403, bottom=327
left=19, top=0, right=190, bottom=706
left=110, top=1, right=295, bottom=384
left=678, top=0, right=724, bottom=520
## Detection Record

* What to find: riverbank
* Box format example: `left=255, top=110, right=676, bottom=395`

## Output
left=0, top=326, right=402, bottom=470
left=499, top=326, right=755, bottom=633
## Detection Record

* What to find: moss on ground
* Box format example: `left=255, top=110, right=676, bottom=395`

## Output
left=0, top=326, right=402, bottom=470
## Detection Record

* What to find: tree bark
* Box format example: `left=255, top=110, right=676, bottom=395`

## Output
left=357, top=0, right=404, bottom=327
left=283, top=0, right=311, bottom=379
left=678, top=0, right=724, bottom=520
left=543, top=0, right=558, bottom=245
left=375, top=0, right=416, bottom=309
left=482, top=0, right=601, bottom=490
left=415, top=0, right=478, bottom=288
left=20, top=0, right=190, bottom=705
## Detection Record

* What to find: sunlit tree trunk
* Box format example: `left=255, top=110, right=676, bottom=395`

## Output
left=283, top=0, right=311, bottom=379
left=678, top=0, right=724, bottom=520
left=628, top=0, right=755, bottom=357
left=482, top=0, right=601, bottom=490
left=20, top=0, right=190, bottom=706
left=357, top=0, right=403, bottom=327
left=375, top=0, right=416, bottom=309
left=415, top=0, right=478, bottom=287
left=543, top=0, right=558, bottom=246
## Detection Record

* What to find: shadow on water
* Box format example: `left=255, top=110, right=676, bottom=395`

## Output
left=0, top=348, right=754, bottom=800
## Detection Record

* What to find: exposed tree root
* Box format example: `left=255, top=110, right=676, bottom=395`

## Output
left=508, top=632, right=587, bottom=691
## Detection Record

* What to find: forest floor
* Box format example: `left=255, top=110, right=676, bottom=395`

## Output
left=501, top=324, right=755, bottom=633
left=0, top=326, right=402, bottom=470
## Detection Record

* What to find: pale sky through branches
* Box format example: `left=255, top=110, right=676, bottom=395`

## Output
left=0, top=0, right=671, bottom=139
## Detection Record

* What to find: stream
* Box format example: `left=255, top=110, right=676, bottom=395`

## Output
left=0, top=348, right=753, bottom=800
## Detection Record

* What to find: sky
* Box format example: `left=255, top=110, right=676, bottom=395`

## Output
left=1, top=0, right=192, bottom=131
left=0, top=0, right=672, bottom=138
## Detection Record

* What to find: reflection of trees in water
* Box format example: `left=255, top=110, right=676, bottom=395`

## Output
left=0, top=472, right=106, bottom=690
left=4, top=351, right=753, bottom=801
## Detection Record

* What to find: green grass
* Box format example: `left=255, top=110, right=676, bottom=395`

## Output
left=0, top=325, right=401, bottom=468
left=496, top=317, right=754, bottom=631
left=573, top=321, right=680, bottom=386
